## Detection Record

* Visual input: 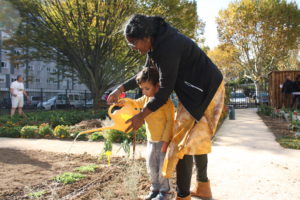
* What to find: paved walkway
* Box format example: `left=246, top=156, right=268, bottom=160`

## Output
left=1, top=109, right=299, bottom=200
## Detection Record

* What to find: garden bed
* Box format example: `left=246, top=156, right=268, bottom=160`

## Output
left=0, top=148, right=159, bottom=200
left=259, top=114, right=300, bottom=149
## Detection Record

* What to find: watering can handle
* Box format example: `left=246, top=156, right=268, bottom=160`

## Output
left=108, top=98, right=140, bottom=118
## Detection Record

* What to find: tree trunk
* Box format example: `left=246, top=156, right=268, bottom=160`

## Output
left=254, top=81, right=263, bottom=105
left=92, top=88, right=106, bottom=109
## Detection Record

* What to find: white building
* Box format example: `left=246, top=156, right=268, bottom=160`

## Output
left=0, top=31, right=90, bottom=101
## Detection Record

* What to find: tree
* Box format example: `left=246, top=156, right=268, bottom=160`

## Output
left=137, top=0, right=204, bottom=41
left=207, top=43, right=241, bottom=82
left=5, top=0, right=202, bottom=108
left=0, top=0, right=21, bottom=33
left=216, top=0, right=300, bottom=94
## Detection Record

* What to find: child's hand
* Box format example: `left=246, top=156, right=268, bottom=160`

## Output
left=161, top=142, right=169, bottom=153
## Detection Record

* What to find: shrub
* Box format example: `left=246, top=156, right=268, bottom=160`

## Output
left=103, top=129, right=128, bottom=143
left=0, top=126, right=21, bottom=138
left=89, top=132, right=104, bottom=141
left=53, top=125, right=69, bottom=138
left=38, top=123, right=53, bottom=137
left=257, top=105, right=273, bottom=116
left=128, top=125, right=147, bottom=143
left=20, top=126, right=39, bottom=138
left=54, top=172, right=85, bottom=184
left=291, top=120, right=300, bottom=131
left=0, top=109, right=108, bottom=139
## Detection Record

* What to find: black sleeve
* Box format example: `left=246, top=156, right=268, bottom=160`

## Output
left=282, top=82, right=286, bottom=93
left=146, top=47, right=181, bottom=111
left=122, top=75, right=138, bottom=91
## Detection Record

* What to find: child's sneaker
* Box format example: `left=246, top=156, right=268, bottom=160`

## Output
left=152, top=192, right=172, bottom=200
left=145, top=191, right=159, bottom=200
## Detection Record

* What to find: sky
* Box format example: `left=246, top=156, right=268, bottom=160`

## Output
left=196, top=0, right=300, bottom=49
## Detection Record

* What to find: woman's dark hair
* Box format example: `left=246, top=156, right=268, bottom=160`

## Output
left=125, top=14, right=165, bottom=39
left=136, top=67, right=159, bottom=86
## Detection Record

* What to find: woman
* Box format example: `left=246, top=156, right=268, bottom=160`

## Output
left=108, top=14, right=225, bottom=200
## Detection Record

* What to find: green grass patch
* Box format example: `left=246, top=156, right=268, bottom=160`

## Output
left=276, top=136, right=300, bottom=150
left=75, top=164, right=98, bottom=173
left=54, top=172, right=86, bottom=184
left=27, top=190, right=46, bottom=198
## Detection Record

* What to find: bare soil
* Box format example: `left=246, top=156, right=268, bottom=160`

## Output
left=259, top=114, right=294, bottom=138
left=0, top=149, right=158, bottom=200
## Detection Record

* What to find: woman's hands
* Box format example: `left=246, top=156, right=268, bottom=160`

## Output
left=107, top=86, right=124, bottom=104
left=125, top=107, right=152, bottom=132
left=125, top=112, right=145, bottom=132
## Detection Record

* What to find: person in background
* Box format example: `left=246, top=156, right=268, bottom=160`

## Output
left=10, top=75, right=30, bottom=117
left=292, top=75, right=300, bottom=110
left=281, top=75, right=294, bottom=108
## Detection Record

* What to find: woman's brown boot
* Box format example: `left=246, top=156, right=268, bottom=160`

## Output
left=190, top=180, right=212, bottom=199
left=176, top=194, right=191, bottom=200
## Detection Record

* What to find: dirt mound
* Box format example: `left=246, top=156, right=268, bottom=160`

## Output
left=74, top=119, right=103, bottom=129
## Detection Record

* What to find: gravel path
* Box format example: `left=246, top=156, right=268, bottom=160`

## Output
left=1, top=109, right=299, bottom=200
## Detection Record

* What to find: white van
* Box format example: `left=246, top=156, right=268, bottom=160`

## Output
left=56, top=93, right=85, bottom=108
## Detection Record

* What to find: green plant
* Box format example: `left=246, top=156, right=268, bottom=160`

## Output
left=0, top=109, right=108, bottom=139
left=20, top=126, right=39, bottom=138
left=276, top=136, right=300, bottom=150
left=103, top=129, right=128, bottom=143
left=53, top=125, right=69, bottom=138
left=129, top=125, right=147, bottom=143
left=120, top=139, right=131, bottom=157
left=291, top=120, right=300, bottom=131
left=54, top=172, right=86, bottom=184
left=38, top=123, right=53, bottom=137
left=89, top=132, right=104, bottom=141
left=75, top=164, right=98, bottom=173
left=257, top=105, right=273, bottom=116
left=0, top=126, right=21, bottom=138
left=27, top=190, right=46, bottom=198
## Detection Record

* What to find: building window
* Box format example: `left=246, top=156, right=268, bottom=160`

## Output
left=47, top=67, right=51, bottom=72
left=14, top=50, right=21, bottom=55
left=36, top=79, right=40, bottom=83
left=1, top=62, right=6, bottom=68
left=0, top=78, right=5, bottom=83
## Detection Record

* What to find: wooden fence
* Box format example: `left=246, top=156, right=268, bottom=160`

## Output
left=268, top=70, right=300, bottom=108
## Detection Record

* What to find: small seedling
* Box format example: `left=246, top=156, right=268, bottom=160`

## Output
left=27, top=190, right=46, bottom=199
left=75, top=164, right=98, bottom=173
left=54, top=172, right=86, bottom=184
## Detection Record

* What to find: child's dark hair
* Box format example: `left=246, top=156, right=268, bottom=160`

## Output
left=125, top=14, right=165, bottom=39
left=136, top=67, right=159, bottom=86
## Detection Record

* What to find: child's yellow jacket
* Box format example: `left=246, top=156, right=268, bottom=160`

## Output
left=136, top=96, right=175, bottom=142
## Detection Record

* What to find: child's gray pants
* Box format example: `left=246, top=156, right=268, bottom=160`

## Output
left=146, top=141, right=170, bottom=193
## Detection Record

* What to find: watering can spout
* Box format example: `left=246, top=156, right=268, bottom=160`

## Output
left=79, top=98, right=140, bottom=135
left=79, top=126, right=113, bottom=135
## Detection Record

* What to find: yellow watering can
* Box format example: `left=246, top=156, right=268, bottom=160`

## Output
left=79, top=98, right=140, bottom=135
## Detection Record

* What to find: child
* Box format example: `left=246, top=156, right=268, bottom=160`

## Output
left=135, top=67, right=175, bottom=200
